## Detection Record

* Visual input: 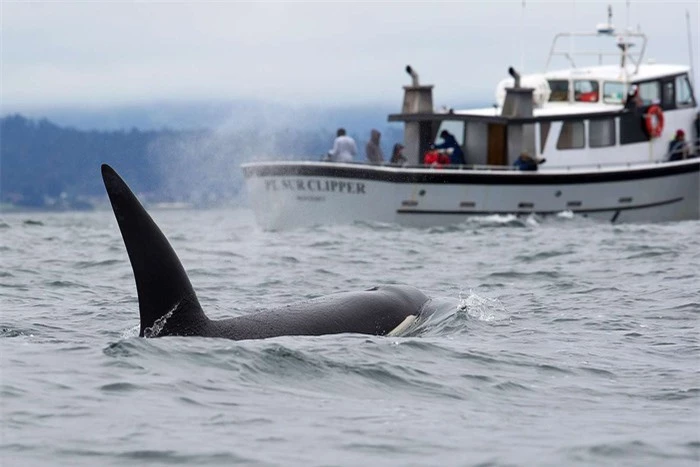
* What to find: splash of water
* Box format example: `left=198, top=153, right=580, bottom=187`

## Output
left=557, top=210, right=575, bottom=219
left=146, top=104, right=338, bottom=207
left=120, top=325, right=140, bottom=340
left=458, top=290, right=510, bottom=322
left=142, top=309, right=174, bottom=338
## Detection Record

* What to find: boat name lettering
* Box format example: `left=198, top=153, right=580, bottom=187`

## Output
left=265, top=179, right=366, bottom=194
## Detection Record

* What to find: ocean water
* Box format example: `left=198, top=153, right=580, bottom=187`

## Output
left=1, top=208, right=698, bottom=466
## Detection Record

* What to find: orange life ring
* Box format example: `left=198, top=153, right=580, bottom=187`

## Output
left=644, top=105, right=664, bottom=138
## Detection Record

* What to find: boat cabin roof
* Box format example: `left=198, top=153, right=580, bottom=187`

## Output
left=457, top=102, right=623, bottom=119
left=544, top=63, right=690, bottom=82
left=389, top=105, right=625, bottom=125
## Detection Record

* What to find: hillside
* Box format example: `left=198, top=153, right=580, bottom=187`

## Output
left=0, top=114, right=403, bottom=210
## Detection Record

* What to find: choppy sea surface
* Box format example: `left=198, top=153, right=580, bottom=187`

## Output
left=1, top=208, right=698, bottom=466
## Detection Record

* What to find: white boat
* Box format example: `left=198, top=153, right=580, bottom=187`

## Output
left=242, top=11, right=699, bottom=230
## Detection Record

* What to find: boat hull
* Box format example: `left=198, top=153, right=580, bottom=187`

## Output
left=242, top=160, right=700, bottom=229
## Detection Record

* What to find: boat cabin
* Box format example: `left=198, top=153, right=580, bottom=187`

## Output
left=388, top=28, right=698, bottom=169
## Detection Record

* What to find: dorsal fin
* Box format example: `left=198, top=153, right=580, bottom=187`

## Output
left=101, top=164, right=206, bottom=337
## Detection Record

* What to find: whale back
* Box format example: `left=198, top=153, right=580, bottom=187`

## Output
left=102, top=164, right=432, bottom=341
left=206, top=285, right=430, bottom=340
left=101, top=164, right=207, bottom=337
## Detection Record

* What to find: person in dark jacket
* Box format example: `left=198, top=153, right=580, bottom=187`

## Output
left=624, top=84, right=642, bottom=109
left=432, top=130, right=465, bottom=165
left=513, top=152, right=546, bottom=171
left=667, top=129, right=689, bottom=161
left=390, top=143, right=407, bottom=165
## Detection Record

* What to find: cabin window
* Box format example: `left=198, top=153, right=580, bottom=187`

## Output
left=548, top=80, right=569, bottom=102
left=540, top=122, right=551, bottom=153
left=676, top=75, right=695, bottom=107
left=574, top=80, right=599, bottom=103
left=603, top=82, right=625, bottom=104
left=662, top=81, right=675, bottom=108
left=556, top=121, right=585, bottom=149
left=638, top=81, right=660, bottom=105
left=589, top=118, right=616, bottom=148
left=435, top=121, right=465, bottom=145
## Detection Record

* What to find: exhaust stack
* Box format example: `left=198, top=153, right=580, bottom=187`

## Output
left=406, top=65, right=420, bottom=87
left=399, top=65, right=434, bottom=165
left=501, top=66, right=533, bottom=118
left=508, top=66, right=521, bottom=88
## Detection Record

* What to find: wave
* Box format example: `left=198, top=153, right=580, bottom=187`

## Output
left=563, top=439, right=698, bottom=464
left=98, top=292, right=513, bottom=401
left=22, top=219, right=44, bottom=226
left=0, top=327, right=35, bottom=338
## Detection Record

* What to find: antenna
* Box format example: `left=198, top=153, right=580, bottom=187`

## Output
left=570, top=0, right=576, bottom=65
left=597, top=4, right=615, bottom=35
left=520, top=0, right=526, bottom=72
left=687, top=10, right=696, bottom=87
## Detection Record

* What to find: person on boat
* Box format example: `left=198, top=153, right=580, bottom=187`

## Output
left=424, top=149, right=450, bottom=167
left=390, top=143, right=407, bottom=165
left=624, top=84, right=642, bottom=109
left=326, top=128, right=357, bottom=163
left=431, top=130, right=465, bottom=165
left=513, top=152, right=545, bottom=171
left=667, top=129, right=690, bottom=161
left=365, top=129, right=384, bottom=164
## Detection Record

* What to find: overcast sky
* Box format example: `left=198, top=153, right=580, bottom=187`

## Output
left=2, top=1, right=698, bottom=113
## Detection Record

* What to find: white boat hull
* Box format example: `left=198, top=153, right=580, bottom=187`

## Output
left=242, top=160, right=700, bottom=230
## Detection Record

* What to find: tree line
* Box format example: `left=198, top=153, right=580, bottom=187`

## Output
left=1, top=114, right=398, bottom=209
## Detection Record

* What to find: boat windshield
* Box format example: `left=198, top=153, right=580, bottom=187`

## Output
left=574, top=80, right=600, bottom=103
left=603, top=81, right=625, bottom=104
left=638, top=81, right=661, bottom=105
left=548, top=80, right=569, bottom=102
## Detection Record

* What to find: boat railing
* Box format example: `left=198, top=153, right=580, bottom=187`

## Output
left=665, top=137, right=700, bottom=161
left=397, top=158, right=696, bottom=172
left=251, top=140, right=699, bottom=172
left=544, top=30, right=647, bottom=75
left=317, top=157, right=697, bottom=172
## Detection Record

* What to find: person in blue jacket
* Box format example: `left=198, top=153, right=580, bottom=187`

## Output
left=513, top=152, right=546, bottom=171
left=432, top=130, right=465, bottom=165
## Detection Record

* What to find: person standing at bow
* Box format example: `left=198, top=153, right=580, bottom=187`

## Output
left=327, top=128, right=358, bottom=163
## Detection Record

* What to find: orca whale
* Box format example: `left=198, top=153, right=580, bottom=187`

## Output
left=101, top=164, right=431, bottom=340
